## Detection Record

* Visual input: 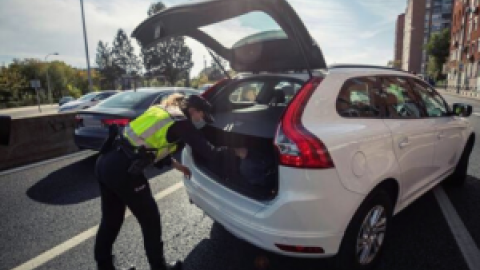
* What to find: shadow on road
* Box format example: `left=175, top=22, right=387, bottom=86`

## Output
left=26, top=154, right=100, bottom=205
left=26, top=152, right=176, bottom=205
left=444, top=175, right=480, bottom=248
left=180, top=189, right=469, bottom=270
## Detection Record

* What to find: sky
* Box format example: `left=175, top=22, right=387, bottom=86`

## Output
left=0, top=0, right=407, bottom=77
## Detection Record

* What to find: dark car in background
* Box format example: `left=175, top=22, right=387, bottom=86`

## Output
left=58, top=96, right=75, bottom=106
left=74, top=87, right=198, bottom=150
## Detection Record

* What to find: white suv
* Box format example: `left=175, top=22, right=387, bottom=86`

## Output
left=133, top=0, right=475, bottom=269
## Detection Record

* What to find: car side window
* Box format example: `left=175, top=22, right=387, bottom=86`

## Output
left=229, top=81, right=264, bottom=103
left=381, top=77, right=423, bottom=119
left=336, top=77, right=382, bottom=118
left=410, top=79, right=449, bottom=117
left=271, top=81, right=302, bottom=105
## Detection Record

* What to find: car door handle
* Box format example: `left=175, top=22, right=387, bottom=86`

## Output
left=437, top=132, right=445, bottom=139
left=399, top=138, right=409, bottom=149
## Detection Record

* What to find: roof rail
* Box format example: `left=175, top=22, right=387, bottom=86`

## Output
left=328, top=64, right=409, bottom=73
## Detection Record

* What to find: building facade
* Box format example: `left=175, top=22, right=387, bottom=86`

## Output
left=395, top=14, right=406, bottom=64
left=401, top=0, right=453, bottom=74
left=447, top=0, right=480, bottom=90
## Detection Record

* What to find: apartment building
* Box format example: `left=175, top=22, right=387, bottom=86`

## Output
left=395, top=14, right=405, bottom=63
left=401, top=0, right=453, bottom=74
left=447, top=0, right=480, bottom=90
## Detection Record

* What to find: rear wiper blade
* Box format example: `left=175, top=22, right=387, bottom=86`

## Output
left=208, top=49, right=231, bottom=79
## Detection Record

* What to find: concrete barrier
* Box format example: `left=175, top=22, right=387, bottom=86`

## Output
left=0, top=113, right=79, bottom=171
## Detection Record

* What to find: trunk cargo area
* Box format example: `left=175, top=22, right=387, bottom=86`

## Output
left=192, top=122, right=279, bottom=201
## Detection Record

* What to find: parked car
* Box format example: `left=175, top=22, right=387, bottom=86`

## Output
left=133, top=1, right=476, bottom=269
left=74, top=87, right=198, bottom=150
left=58, top=91, right=118, bottom=112
left=58, top=96, right=75, bottom=106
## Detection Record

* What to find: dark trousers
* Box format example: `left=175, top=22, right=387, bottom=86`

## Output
left=94, top=149, right=165, bottom=268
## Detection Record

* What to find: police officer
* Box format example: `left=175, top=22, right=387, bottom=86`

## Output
left=94, top=95, right=238, bottom=270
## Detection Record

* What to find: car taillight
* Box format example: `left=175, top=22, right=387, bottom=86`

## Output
left=75, top=115, right=83, bottom=126
left=201, top=78, right=231, bottom=98
left=101, top=119, right=130, bottom=127
left=274, top=77, right=334, bottom=169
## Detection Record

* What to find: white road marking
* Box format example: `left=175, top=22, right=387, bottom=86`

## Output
left=474, top=113, right=480, bottom=117
left=0, top=151, right=92, bottom=177
left=9, top=182, right=184, bottom=270
left=434, top=186, right=480, bottom=270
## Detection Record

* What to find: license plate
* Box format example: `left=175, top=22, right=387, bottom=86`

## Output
left=83, top=118, right=102, bottom=128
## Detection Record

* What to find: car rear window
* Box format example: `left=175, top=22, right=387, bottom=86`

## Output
left=98, top=92, right=156, bottom=109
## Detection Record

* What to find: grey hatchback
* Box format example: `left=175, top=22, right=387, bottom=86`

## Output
left=74, top=87, right=199, bottom=150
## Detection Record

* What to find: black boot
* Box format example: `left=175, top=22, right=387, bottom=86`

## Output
left=97, top=256, right=136, bottom=270
left=97, top=264, right=135, bottom=270
left=151, top=260, right=182, bottom=270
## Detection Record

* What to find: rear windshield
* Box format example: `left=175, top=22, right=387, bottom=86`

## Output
left=78, top=93, right=97, bottom=101
left=199, top=11, right=284, bottom=48
left=98, top=92, right=156, bottom=109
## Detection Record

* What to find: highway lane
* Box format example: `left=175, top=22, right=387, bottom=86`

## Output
left=0, top=94, right=479, bottom=270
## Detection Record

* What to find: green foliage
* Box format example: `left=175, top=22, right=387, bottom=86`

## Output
left=0, top=65, right=28, bottom=101
left=66, top=84, right=82, bottom=98
left=425, top=29, right=450, bottom=80
left=387, top=60, right=402, bottom=69
left=0, top=58, right=105, bottom=107
left=96, top=41, right=121, bottom=89
left=112, top=29, right=142, bottom=76
left=141, top=2, right=193, bottom=86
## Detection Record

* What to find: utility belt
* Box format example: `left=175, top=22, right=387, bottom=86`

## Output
left=115, top=135, right=157, bottom=176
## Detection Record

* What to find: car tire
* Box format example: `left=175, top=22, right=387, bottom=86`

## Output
left=444, top=139, right=474, bottom=187
left=333, top=189, right=393, bottom=270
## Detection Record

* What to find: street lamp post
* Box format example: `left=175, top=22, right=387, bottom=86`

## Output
left=80, top=0, right=94, bottom=91
left=45, top=52, right=59, bottom=104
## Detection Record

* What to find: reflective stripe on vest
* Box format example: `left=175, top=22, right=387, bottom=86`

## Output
left=123, top=106, right=185, bottom=160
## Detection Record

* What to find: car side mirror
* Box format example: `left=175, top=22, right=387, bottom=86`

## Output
left=452, top=103, right=473, bottom=117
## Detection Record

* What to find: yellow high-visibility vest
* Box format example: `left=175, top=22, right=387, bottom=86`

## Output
left=123, top=106, right=185, bottom=160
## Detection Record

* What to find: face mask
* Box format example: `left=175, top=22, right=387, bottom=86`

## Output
left=192, top=119, right=206, bottom=129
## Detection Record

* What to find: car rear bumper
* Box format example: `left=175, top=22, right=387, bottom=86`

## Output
left=182, top=147, right=365, bottom=257
left=74, top=128, right=108, bottom=151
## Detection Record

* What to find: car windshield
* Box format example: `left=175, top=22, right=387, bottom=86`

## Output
left=199, top=11, right=283, bottom=48
left=78, top=93, right=97, bottom=101
left=97, top=92, right=156, bottom=109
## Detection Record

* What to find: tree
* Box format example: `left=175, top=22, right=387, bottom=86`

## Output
left=112, top=29, right=142, bottom=77
left=387, top=60, right=402, bottom=69
left=0, top=65, right=28, bottom=102
left=141, top=2, right=193, bottom=86
left=208, top=53, right=228, bottom=81
left=96, top=41, right=121, bottom=89
left=425, top=29, right=450, bottom=80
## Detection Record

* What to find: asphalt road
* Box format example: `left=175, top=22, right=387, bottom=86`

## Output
left=0, top=95, right=479, bottom=270
left=0, top=104, right=59, bottom=119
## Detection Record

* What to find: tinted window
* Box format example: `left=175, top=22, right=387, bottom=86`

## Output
left=78, top=93, right=97, bottom=101
left=410, top=79, right=449, bottom=117
left=336, top=77, right=382, bottom=118
left=381, top=77, right=423, bottom=119
left=229, top=81, right=264, bottom=103
left=98, top=92, right=156, bottom=109
left=272, top=81, right=302, bottom=104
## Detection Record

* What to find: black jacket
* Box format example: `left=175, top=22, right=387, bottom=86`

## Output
left=154, top=119, right=230, bottom=168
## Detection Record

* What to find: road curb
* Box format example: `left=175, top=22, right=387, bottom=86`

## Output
left=436, top=88, right=480, bottom=101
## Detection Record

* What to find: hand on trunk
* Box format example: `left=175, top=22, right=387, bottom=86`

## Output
left=172, top=158, right=192, bottom=179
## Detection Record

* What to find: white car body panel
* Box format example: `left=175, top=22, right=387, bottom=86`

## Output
left=181, top=68, right=474, bottom=257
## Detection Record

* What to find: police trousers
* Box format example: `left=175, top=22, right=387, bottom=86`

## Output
left=94, top=148, right=165, bottom=268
